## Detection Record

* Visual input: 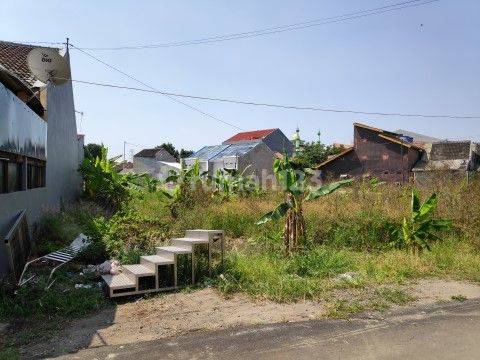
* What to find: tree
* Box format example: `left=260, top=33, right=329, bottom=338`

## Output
left=156, top=143, right=178, bottom=159
left=84, top=143, right=104, bottom=160
left=179, top=149, right=194, bottom=159
left=292, top=141, right=343, bottom=168
left=79, top=146, right=151, bottom=209
left=155, top=143, right=194, bottom=161
left=257, top=156, right=352, bottom=255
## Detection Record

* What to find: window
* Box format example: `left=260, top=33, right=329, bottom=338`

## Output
left=0, top=151, right=46, bottom=194
left=7, top=161, right=22, bottom=192
left=27, top=159, right=46, bottom=189
left=0, top=160, right=6, bottom=194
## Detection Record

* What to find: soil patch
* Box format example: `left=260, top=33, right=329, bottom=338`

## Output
left=20, top=279, right=480, bottom=358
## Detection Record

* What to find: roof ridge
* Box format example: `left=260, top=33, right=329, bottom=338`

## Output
left=0, top=40, right=60, bottom=50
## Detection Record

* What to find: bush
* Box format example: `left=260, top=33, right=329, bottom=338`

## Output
left=0, top=268, right=109, bottom=321
left=34, top=202, right=105, bottom=257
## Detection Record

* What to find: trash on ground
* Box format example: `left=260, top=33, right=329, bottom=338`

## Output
left=81, top=260, right=121, bottom=276
left=336, top=272, right=358, bottom=282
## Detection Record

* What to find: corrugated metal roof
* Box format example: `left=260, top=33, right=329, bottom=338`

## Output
left=190, top=145, right=231, bottom=161
left=189, top=142, right=260, bottom=161
left=211, top=142, right=259, bottom=160
left=224, top=128, right=277, bottom=143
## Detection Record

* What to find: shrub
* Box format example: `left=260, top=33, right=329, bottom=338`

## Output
left=34, top=202, right=104, bottom=257
left=389, top=189, right=452, bottom=253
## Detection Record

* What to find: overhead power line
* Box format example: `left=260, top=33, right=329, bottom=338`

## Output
left=69, top=43, right=243, bottom=130
left=56, top=77, right=480, bottom=120
left=75, top=0, right=439, bottom=51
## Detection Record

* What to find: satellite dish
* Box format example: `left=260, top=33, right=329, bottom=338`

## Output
left=27, top=48, right=69, bottom=85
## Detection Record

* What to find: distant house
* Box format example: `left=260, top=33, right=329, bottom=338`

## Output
left=413, top=141, right=480, bottom=183
left=223, top=128, right=293, bottom=156
left=133, top=148, right=180, bottom=180
left=183, top=141, right=275, bottom=182
left=317, top=123, right=425, bottom=182
left=0, top=41, right=83, bottom=279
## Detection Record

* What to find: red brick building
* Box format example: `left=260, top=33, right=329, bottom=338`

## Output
left=317, top=123, right=424, bottom=183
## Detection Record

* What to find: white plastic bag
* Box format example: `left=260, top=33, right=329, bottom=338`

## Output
left=97, top=260, right=121, bottom=275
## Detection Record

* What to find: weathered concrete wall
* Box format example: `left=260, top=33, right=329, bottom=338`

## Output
left=133, top=156, right=157, bottom=175
left=238, top=142, right=275, bottom=185
left=264, top=129, right=293, bottom=155
left=133, top=157, right=179, bottom=180
left=0, top=52, right=81, bottom=278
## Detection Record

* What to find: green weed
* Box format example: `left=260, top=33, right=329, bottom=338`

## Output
left=451, top=295, right=467, bottom=302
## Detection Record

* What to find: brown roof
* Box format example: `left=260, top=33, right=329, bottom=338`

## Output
left=224, top=129, right=277, bottom=143
left=353, top=122, right=385, bottom=133
left=378, top=134, right=424, bottom=151
left=354, top=122, right=424, bottom=150
left=316, top=147, right=354, bottom=168
left=429, top=141, right=472, bottom=161
left=134, top=148, right=160, bottom=158
left=134, top=147, right=176, bottom=161
left=0, top=41, right=59, bottom=88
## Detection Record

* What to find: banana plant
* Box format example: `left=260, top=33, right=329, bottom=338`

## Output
left=79, top=146, right=147, bottom=208
left=211, top=166, right=258, bottom=199
left=161, top=159, right=206, bottom=217
left=256, top=156, right=353, bottom=255
left=392, top=189, right=452, bottom=253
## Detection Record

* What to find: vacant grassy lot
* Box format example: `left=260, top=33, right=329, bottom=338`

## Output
left=1, top=178, right=479, bottom=355
left=54, top=177, right=478, bottom=303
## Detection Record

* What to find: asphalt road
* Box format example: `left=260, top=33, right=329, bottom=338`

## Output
left=56, top=299, right=480, bottom=359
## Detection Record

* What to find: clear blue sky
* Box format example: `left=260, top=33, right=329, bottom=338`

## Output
left=1, top=0, right=479, bottom=159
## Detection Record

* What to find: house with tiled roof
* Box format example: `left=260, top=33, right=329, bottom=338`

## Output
left=0, top=40, right=83, bottom=279
left=223, top=128, right=293, bottom=155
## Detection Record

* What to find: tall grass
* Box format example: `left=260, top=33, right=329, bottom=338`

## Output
left=32, top=178, right=480, bottom=302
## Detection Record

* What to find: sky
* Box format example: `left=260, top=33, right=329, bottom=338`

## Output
left=1, top=0, right=479, bottom=159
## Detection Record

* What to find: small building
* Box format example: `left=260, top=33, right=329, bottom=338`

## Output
left=317, top=123, right=424, bottom=182
left=0, top=41, right=83, bottom=279
left=183, top=141, right=275, bottom=182
left=413, top=141, right=480, bottom=183
left=223, top=128, right=293, bottom=156
left=133, top=148, right=180, bottom=180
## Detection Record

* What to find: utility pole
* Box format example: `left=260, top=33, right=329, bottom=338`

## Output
left=123, top=141, right=126, bottom=170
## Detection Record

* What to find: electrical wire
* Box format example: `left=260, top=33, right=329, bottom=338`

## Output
left=69, top=43, right=243, bottom=130
left=75, top=0, right=439, bottom=50
left=55, top=77, right=480, bottom=120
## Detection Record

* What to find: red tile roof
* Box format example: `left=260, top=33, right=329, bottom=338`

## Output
left=224, top=128, right=277, bottom=143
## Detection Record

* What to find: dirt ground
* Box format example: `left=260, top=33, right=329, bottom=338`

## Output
left=22, top=279, right=480, bottom=358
